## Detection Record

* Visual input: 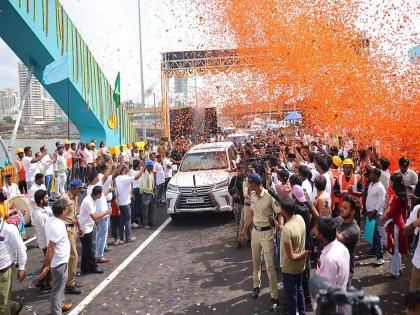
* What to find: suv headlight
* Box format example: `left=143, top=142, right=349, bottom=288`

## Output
left=213, top=179, right=229, bottom=191
left=167, top=183, right=179, bottom=193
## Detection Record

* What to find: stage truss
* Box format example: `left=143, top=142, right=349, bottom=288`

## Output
left=160, top=49, right=273, bottom=138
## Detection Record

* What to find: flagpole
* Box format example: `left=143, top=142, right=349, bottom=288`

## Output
left=137, top=0, right=146, bottom=141
left=67, top=79, right=70, bottom=140
left=119, top=107, right=122, bottom=146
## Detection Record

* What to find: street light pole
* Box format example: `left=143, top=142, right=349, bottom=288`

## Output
left=137, top=0, right=146, bottom=141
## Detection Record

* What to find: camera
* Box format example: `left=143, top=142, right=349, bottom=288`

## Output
left=310, top=276, right=382, bottom=315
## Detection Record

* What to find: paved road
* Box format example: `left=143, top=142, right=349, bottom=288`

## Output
left=12, top=206, right=409, bottom=315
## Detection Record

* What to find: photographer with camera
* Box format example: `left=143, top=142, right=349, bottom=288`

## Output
left=309, top=275, right=382, bottom=315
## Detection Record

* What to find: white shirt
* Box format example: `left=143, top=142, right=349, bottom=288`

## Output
left=4, top=183, right=20, bottom=200
left=324, top=172, right=332, bottom=196
left=163, top=158, right=173, bottom=179
left=87, top=181, right=109, bottom=214
left=23, top=156, right=39, bottom=183
left=115, top=175, right=135, bottom=206
left=28, top=183, right=47, bottom=209
left=154, top=162, right=165, bottom=186
left=396, top=168, right=418, bottom=194
left=406, top=205, right=420, bottom=268
left=45, top=216, right=70, bottom=268
left=316, top=239, right=350, bottom=291
left=99, top=173, right=113, bottom=202
left=0, top=219, right=27, bottom=271
left=302, top=179, right=314, bottom=202
left=366, top=181, right=386, bottom=215
left=79, top=195, right=97, bottom=234
left=85, top=149, right=94, bottom=164
left=129, top=169, right=141, bottom=189
left=121, top=151, right=130, bottom=163
left=379, top=169, right=390, bottom=192
left=32, top=206, right=53, bottom=249
left=42, top=155, right=54, bottom=176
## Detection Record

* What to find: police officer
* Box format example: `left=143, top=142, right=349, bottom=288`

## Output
left=239, top=173, right=282, bottom=311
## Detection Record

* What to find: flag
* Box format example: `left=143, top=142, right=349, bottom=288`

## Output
left=43, top=54, right=69, bottom=85
left=113, top=72, right=120, bottom=108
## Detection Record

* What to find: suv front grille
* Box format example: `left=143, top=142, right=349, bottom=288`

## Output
left=177, top=185, right=217, bottom=209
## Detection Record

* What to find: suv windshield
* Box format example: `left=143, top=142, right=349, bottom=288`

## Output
left=180, top=151, right=228, bottom=172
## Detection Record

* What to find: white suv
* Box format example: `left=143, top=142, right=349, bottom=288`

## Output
left=166, top=142, right=237, bottom=219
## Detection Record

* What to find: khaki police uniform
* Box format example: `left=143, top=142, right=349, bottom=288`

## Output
left=250, top=188, right=280, bottom=299
left=241, top=179, right=250, bottom=229
left=62, top=192, right=79, bottom=288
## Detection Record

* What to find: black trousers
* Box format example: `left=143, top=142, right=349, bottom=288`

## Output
left=18, top=180, right=27, bottom=194
left=79, top=231, right=98, bottom=272
left=303, top=257, right=311, bottom=304
left=110, top=215, right=120, bottom=239
left=131, top=188, right=143, bottom=224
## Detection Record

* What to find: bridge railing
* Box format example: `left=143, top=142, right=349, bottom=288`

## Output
left=10, top=0, right=136, bottom=143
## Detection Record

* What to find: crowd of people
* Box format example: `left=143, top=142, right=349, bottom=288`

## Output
left=0, top=126, right=420, bottom=314
left=227, top=128, right=420, bottom=314
left=0, top=139, right=175, bottom=314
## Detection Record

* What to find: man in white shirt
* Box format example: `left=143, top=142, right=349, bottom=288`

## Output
left=139, top=160, right=156, bottom=229
left=315, top=217, right=350, bottom=291
left=38, top=198, right=72, bottom=314
left=115, top=164, right=143, bottom=239
left=0, top=217, right=27, bottom=314
left=54, top=145, right=67, bottom=196
left=3, top=174, right=20, bottom=200
left=154, top=155, right=166, bottom=205
left=78, top=186, right=110, bottom=274
left=162, top=152, right=173, bottom=197
left=85, top=143, right=95, bottom=181
left=396, top=157, right=418, bottom=207
left=405, top=204, right=420, bottom=290
left=41, top=146, right=55, bottom=198
left=32, top=189, right=53, bottom=289
left=28, top=173, right=47, bottom=222
left=366, top=168, right=386, bottom=266
left=23, top=146, right=44, bottom=190
left=87, top=166, right=113, bottom=263
left=129, top=160, right=143, bottom=227
left=378, top=157, right=391, bottom=205
left=314, top=154, right=332, bottom=196
left=119, top=145, right=130, bottom=163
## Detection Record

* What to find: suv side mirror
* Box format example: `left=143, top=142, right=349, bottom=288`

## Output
left=172, top=165, right=178, bottom=172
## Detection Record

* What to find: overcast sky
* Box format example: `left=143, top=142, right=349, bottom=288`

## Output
left=0, top=0, right=417, bottom=103
left=0, top=0, right=234, bottom=103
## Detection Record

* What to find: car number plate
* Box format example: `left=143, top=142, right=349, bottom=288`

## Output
left=186, top=197, right=204, bottom=204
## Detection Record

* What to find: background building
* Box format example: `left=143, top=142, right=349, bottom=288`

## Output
left=18, top=62, right=43, bottom=124
left=0, top=88, right=19, bottom=120
left=18, top=62, right=68, bottom=124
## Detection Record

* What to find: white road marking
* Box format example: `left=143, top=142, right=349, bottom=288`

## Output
left=24, top=236, right=37, bottom=245
left=68, top=217, right=172, bottom=315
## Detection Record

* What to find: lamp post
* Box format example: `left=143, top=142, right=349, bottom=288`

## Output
left=137, top=0, right=146, bottom=141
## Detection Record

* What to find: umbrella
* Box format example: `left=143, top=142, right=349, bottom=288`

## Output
left=283, top=111, right=302, bottom=121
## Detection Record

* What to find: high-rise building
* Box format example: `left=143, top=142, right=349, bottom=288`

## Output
left=0, top=88, right=19, bottom=120
left=42, top=98, right=56, bottom=123
left=42, top=98, right=67, bottom=123
left=18, top=62, right=43, bottom=123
